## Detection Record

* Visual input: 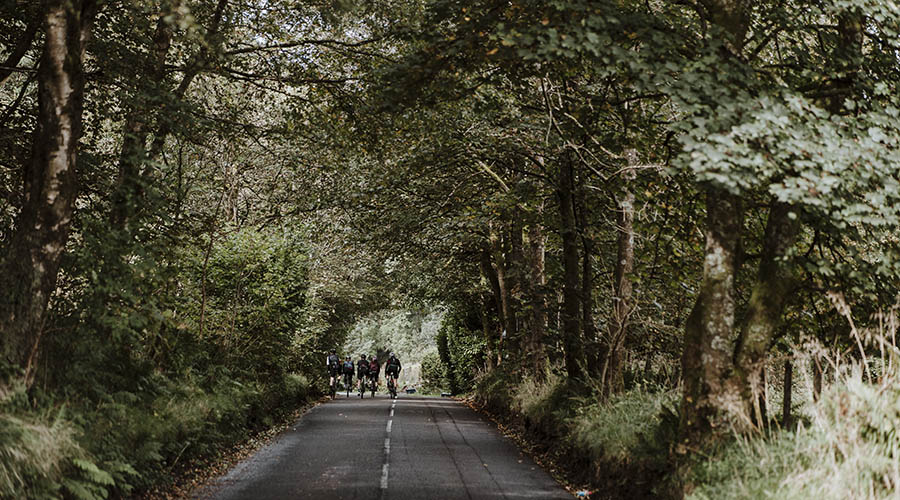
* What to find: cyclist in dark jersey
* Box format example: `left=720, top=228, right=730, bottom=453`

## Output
left=368, top=356, right=381, bottom=389
left=356, top=354, right=370, bottom=397
left=326, top=350, right=341, bottom=395
left=341, top=355, right=354, bottom=394
left=385, top=352, right=401, bottom=395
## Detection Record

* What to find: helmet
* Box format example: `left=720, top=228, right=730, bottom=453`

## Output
left=361, top=354, right=367, bottom=360
left=390, top=352, right=396, bottom=358
left=345, top=355, right=351, bottom=360
left=330, top=349, right=336, bottom=354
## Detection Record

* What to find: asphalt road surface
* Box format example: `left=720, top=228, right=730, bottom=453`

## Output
left=196, top=393, right=572, bottom=499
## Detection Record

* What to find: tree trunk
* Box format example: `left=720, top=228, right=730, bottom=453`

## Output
left=523, top=214, right=548, bottom=376
left=578, top=180, right=599, bottom=377
left=678, top=188, right=743, bottom=452
left=148, top=0, right=229, bottom=160
left=480, top=248, right=503, bottom=367
left=558, top=153, right=584, bottom=381
left=487, top=228, right=511, bottom=362
left=603, top=149, right=637, bottom=396
left=677, top=0, right=751, bottom=467
left=111, top=13, right=173, bottom=227
left=507, top=217, right=525, bottom=352
left=0, top=0, right=97, bottom=384
left=782, top=360, right=792, bottom=428
left=728, top=202, right=800, bottom=430
left=813, top=360, right=822, bottom=402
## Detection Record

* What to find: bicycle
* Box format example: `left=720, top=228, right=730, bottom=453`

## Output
left=343, top=372, right=353, bottom=397
left=387, top=376, right=397, bottom=399
left=328, top=376, right=337, bottom=399
left=358, top=377, right=365, bottom=399
left=369, top=376, right=377, bottom=398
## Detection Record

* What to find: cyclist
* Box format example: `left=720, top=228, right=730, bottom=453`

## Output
left=356, top=354, right=370, bottom=397
left=368, top=355, right=381, bottom=391
left=341, top=355, right=354, bottom=395
left=385, top=352, right=401, bottom=397
left=326, top=349, right=341, bottom=397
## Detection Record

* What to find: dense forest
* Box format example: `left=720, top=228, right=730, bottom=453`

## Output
left=2, top=0, right=900, bottom=498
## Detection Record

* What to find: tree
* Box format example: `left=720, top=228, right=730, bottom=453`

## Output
left=0, top=0, right=97, bottom=384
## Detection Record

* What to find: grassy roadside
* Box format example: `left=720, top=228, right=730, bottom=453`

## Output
left=469, top=366, right=900, bottom=500
left=1, top=373, right=319, bottom=499
left=139, top=393, right=327, bottom=499
left=469, top=371, right=676, bottom=499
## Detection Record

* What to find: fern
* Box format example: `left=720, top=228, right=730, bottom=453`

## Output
left=72, top=459, right=114, bottom=486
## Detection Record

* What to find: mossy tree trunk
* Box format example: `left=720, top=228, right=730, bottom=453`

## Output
left=728, top=202, right=800, bottom=428
left=678, top=188, right=744, bottom=452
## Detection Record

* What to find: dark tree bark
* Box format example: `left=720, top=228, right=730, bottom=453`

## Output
left=111, top=13, right=173, bottom=227
left=677, top=0, right=751, bottom=463
left=148, top=0, right=229, bottom=160
left=558, top=152, right=585, bottom=381
left=782, top=360, right=793, bottom=428
left=577, top=179, right=599, bottom=377
left=0, top=8, right=39, bottom=88
left=0, top=0, right=97, bottom=384
left=480, top=248, right=503, bottom=367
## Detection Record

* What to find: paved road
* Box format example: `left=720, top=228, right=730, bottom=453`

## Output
left=196, top=394, right=572, bottom=499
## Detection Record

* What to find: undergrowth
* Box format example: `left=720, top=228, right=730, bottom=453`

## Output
left=689, top=366, right=900, bottom=499
left=474, top=370, right=677, bottom=497
left=0, top=372, right=312, bottom=499
left=475, top=360, right=900, bottom=500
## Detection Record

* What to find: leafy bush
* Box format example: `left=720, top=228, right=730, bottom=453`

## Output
left=420, top=351, right=446, bottom=392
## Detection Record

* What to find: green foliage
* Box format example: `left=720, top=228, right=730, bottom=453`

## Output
left=420, top=351, right=446, bottom=392
left=438, top=306, right=487, bottom=395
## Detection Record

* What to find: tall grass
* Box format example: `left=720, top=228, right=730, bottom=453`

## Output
left=691, top=296, right=900, bottom=499
left=569, top=388, right=679, bottom=463
left=0, top=410, right=81, bottom=498
left=689, top=364, right=900, bottom=499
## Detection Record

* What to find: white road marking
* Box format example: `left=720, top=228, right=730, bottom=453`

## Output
left=382, top=403, right=394, bottom=491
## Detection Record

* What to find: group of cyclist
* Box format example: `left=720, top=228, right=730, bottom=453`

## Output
left=326, top=349, right=402, bottom=398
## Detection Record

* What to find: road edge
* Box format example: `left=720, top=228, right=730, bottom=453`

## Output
left=460, top=395, right=589, bottom=499
left=136, top=395, right=329, bottom=499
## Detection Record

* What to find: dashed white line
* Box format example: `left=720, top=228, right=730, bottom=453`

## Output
left=382, top=403, right=395, bottom=492
left=380, top=463, right=389, bottom=489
